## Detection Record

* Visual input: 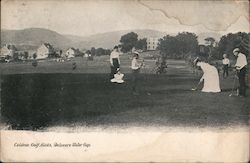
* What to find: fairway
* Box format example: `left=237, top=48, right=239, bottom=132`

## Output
left=0, top=58, right=249, bottom=130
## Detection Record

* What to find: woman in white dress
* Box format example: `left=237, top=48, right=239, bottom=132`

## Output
left=195, top=58, right=221, bottom=93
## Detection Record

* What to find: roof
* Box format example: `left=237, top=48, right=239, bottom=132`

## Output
left=42, top=43, right=53, bottom=49
left=68, top=47, right=76, bottom=51
left=4, top=44, right=17, bottom=51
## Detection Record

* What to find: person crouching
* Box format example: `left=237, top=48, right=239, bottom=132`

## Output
left=111, top=68, right=124, bottom=84
left=194, top=57, right=221, bottom=93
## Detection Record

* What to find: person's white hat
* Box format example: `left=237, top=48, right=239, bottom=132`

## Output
left=133, top=51, right=139, bottom=55
left=233, top=48, right=240, bottom=53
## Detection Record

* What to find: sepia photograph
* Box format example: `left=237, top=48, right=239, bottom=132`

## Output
left=0, top=0, right=249, bottom=162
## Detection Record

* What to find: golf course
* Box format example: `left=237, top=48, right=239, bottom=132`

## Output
left=0, top=54, right=249, bottom=130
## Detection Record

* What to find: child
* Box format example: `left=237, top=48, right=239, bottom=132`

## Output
left=110, top=68, right=124, bottom=84
left=222, top=54, right=230, bottom=78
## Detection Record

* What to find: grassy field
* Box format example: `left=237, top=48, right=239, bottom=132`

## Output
left=0, top=55, right=249, bottom=130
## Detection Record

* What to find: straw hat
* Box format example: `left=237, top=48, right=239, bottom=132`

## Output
left=233, top=48, right=240, bottom=53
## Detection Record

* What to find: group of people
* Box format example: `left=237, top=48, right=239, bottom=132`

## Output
left=109, top=46, right=142, bottom=94
left=109, top=45, right=248, bottom=97
left=194, top=48, right=248, bottom=97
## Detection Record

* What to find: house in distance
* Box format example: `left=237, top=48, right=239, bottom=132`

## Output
left=65, top=47, right=81, bottom=58
left=0, top=44, right=17, bottom=58
left=147, top=37, right=159, bottom=50
left=36, top=43, right=54, bottom=59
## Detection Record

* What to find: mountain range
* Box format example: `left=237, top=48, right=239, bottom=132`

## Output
left=1, top=28, right=222, bottom=50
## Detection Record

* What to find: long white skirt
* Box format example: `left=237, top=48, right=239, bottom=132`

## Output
left=202, top=66, right=221, bottom=93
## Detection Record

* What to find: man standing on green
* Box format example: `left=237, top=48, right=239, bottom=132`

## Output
left=131, top=51, right=142, bottom=95
left=233, top=48, right=248, bottom=97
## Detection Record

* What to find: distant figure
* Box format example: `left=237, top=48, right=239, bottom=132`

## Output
left=32, top=60, right=38, bottom=67
left=110, top=46, right=121, bottom=79
left=233, top=48, right=248, bottom=97
left=131, top=52, right=142, bottom=95
left=194, top=57, right=221, bottom=93
left=32, top=53, right=38, bottom=67
left=111, top=68, right=124, bottom=83
left=72, top=62, right=77, bottom=70
left=222, top=54, right=230, bottom=78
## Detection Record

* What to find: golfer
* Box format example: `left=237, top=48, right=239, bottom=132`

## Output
left=194, top=58, right=221, bottom=93
left=110, top=46, right=121, bottom=79
left=131, top=52, right=142, bottom=95
left=222, top=54, right=230, bottom=78
left=233, top=48, right=247, bottom=97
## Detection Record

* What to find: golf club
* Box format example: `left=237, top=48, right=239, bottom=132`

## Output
left=141, top=59, right=151, bottom=96
left=191, top=80, right=202, bottom=91
left=229, top=73, right=238, bottom=97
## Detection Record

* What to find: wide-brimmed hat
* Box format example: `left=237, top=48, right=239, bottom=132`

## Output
left=233, top=48, right=240, bottom=53
left=133, top=51, right=139, bottom=55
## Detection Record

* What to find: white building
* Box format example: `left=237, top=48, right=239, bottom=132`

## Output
left=65, top=48, right=77, bottom=58
left=36, top=43, right=54, bottom=59
left=0, top=44, right=17, bottom=58
left=147, top=37, right=159, bottom=50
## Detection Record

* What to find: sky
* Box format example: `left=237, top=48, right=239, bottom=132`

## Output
left=1, top=0, right=249, bottom=36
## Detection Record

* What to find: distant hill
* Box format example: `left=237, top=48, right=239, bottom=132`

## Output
left=65, top=30, right=223, bottom=49
left=1, top=28, right=223, bottom=51
left=1, top=28, right=73, bottom=50
left=1, top=28, right=166, bottom=50
left=65, top=29, right=167, bottom=49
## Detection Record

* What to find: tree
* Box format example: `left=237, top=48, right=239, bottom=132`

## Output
left=175, top=32, right=198, bottom=56
left=135, top=38, right=147, bottom=51
left=205, top=37, right=216, bottom=47
left=24, top=51, right=29, bottom=60
left=33, top=53, right=37, bottom=59
left=158, top=35, right=178, bottom=59
left=91, top=47, right=96, bottom=56
left=13, top=52, right=19, bottom=61
left=104, top=49, right=111, bottom=55
left=120, top=32, right=138, bottom=53
left=59, top=50, right=63, bottom=57
left=158, top=32, right=198, bottom=59
left=96, top=48, right=105, bottom=56
left=217, top=32, right=250, bottom=59
left=204, top=37, right=216, bottom=59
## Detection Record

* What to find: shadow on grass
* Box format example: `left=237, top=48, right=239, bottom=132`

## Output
left=1, top=73, right=249, bottom=130
left=1, top=73, right=156, bottom=129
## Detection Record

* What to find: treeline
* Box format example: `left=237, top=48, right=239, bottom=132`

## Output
left=87, top=47, right=111, bottom=56
left=89, top=32, right=147, bottom=55
left=158, top=32, right=250, bottom=60
left=86, top=31, right=249, bottom=59
left=116, top=31, right=249, bottom=60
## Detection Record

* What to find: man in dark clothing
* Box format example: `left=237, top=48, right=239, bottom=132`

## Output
left=110, top=46, right=121, bottom=79
left=233, top=48, right=248, bottom=97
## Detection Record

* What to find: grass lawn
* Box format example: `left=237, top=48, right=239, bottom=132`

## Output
left=0, top=56, right=249, bottom=130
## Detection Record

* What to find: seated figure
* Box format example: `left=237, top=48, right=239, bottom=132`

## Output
left=111, top=68, right=124, bottom=83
